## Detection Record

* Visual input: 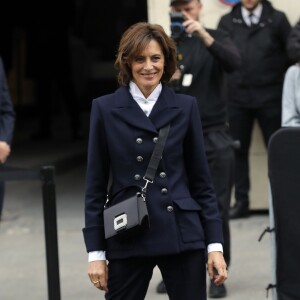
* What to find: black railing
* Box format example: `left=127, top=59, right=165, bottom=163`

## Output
left=0, top=165, right=61, bottom=300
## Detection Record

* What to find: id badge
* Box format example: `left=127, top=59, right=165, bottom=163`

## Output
left=182, top=74, right=193, bottom=87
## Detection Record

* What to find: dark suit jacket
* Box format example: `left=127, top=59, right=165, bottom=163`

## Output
left=218, top=0, right=291, bottom=108
left=287, top=19, right=300, bottom=62
left=0, top=57, right=15, bottom=144
left=83, top=85, right=223, bottom=260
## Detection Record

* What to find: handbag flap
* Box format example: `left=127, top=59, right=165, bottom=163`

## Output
left=104, top=193, right=148, bottom=239
left=107, top=185, right=142, bottom=206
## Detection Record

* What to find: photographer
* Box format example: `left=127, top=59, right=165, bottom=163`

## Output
left=156, top=0, right=241, bottom=298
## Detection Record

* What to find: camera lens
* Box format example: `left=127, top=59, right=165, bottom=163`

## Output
left=170, top=12, right=185, bottom=40
left=171, top=22, right=185, bottom=40
left=171, top=23, right=184, bottom=34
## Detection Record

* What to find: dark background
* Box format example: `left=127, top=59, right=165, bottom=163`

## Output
left=0, top=0, right=148, bottom=143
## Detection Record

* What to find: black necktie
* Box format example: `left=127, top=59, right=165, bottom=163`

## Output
left=249, top=13, right=254, bottom=27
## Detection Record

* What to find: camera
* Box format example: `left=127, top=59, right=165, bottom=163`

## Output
left=170, top=12, right=186, bottom=41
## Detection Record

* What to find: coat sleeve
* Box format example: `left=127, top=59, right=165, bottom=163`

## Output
left=82, top=98, right=110, bottom=252
left=0, top=57, right=15, bottom=144
left=276, top=12, right=292, bottom=52
left=207, top=29, right=242, bottom=73
left=287, top=19, right=300, bottom=62
left=217, top=15, right=232, bottom=38
left=183, top=98, right=223, bottom=245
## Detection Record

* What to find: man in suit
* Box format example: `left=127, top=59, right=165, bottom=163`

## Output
left=218, top=0, right=291, bottom=219
left=0, top=56, right=15, bottom=221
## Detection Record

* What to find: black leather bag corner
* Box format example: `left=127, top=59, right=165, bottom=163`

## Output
left=103, top=191, right=149, bottom=240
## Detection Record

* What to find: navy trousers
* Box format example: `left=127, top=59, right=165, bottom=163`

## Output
left=105, top=250, right=207, bottom=300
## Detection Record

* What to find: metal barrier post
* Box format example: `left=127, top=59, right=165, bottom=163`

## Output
left=0, top=164, right=62, bottom=299
left=41, top=166, right=61, bottom=300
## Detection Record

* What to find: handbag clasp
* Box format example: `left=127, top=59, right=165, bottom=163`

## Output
left=114, top=213, right=128, bottom=231
left=142, top=177, right=153, bottom=193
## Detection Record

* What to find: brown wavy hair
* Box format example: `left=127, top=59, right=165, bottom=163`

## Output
left=114, top=22, right=177, bottom=86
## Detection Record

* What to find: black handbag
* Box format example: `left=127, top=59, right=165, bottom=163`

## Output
left=103, top=124, right=170, bottom=240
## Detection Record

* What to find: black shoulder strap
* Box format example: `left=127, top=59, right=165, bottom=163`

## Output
left=142, top=124, right=170, bottom=191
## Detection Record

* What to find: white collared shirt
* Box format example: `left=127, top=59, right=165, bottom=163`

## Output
left=129, top=81, right=162, bottom=116
left=241, top=3, right=263, bottom=27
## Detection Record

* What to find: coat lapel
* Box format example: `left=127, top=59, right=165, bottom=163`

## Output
left=111, top=85, right=182, bottom=133
left=149, top=86, right=182, bottom=130
left=112, top=87, right=157, bottom=133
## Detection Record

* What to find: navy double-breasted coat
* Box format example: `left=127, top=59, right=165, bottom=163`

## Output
left=83, top=85, right=223, bottom=260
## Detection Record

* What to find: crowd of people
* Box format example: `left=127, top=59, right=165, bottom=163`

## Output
left=155, top=0, right=298, bottom=298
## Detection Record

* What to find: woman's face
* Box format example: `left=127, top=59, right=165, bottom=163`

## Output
left=130, top=39, right=165, bottom=98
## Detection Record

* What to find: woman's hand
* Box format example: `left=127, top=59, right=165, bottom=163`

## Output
left=0, top=141, right=11, bottom=163
left=207, top=251, right=228, bottom=285
left=88, top=260, right=108, bottom=292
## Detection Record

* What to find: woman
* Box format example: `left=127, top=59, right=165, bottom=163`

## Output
left=83, top=22, right=227, bottom=300
left=281, top=63, right=300, bottom=127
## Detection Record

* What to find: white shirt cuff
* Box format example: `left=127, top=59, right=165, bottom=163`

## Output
left=88, top=251, right=106, bottom=262
left=207, top=243, right=223, bottom=253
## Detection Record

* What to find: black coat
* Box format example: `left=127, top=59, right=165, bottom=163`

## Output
left=218, top=0, right=291, bottom=108
left=287, top=19, right=300, bottom=63
left=172, top=29, right=241, bottom=130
